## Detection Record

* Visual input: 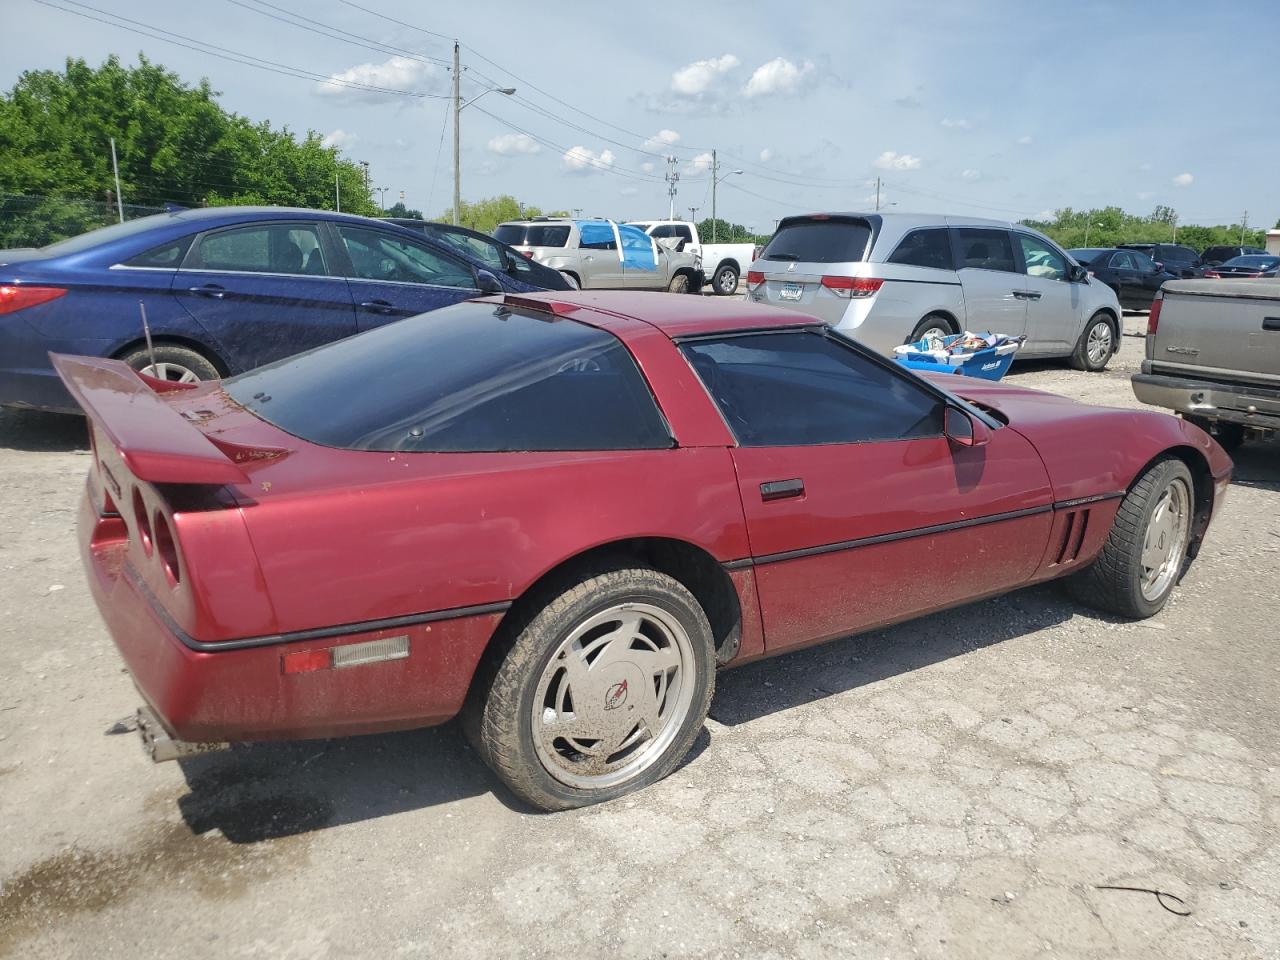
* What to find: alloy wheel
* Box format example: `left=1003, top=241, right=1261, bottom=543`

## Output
left=1086, top=320, right=1113, bottom=366
left=139, top=362, right=201, bottom=384
left=1140, top=476, right=1191, bottom=601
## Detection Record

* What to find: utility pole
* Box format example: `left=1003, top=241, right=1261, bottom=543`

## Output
left=1172, top=213, right=1178, bottom=243
left=335, top=173, right=341, bottom=212
left=711, top=149, right=718, bottom=241
left=689, top=206, right=698, bottom=223
left=665, top=156, right=680, bottom=221
left=359, top=160, right=370, bottom=191
left=109, top=137, right=124, bottom=223
left=452, top=41, right=461, bottom=225
left=1240, top=210, right=1249, bottom=244
left=874, top=177, right=881, bottom=212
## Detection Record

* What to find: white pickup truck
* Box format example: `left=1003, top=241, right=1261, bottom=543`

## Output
left=627, top=220, right=756, bottom=296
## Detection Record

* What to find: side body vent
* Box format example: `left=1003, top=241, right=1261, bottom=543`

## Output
left=1053, top=509, right=1091, bottom=566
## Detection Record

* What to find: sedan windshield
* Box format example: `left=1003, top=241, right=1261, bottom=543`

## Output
left=1222, top=256, right=1279, bottom=269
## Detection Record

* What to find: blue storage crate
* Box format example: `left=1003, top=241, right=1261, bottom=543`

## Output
left=893, top=333, right=1022, bottom=381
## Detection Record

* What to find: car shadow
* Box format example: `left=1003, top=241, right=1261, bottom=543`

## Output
left=0, top=408, right=88, bottom=453
left=174, top=584, right=1073, bottom=840
left=1229, top=441, right=1280, bottom=493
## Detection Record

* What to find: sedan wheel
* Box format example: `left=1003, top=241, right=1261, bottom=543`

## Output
left=466, top=565, right=715, bottom=811
left=139, top=361, right=201, bottom=384
left=119, top=344, right=221, bottom=384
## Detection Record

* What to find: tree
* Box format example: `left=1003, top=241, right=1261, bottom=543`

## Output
left=434, top=195, right=570, bottom=233
left=1019, top=207, right=1267, bottom=252
left=696, top=217, right=769, bottom=245
left=0, top=55, right=375, bottom=245
left=386, top=201, right=424, bottom=220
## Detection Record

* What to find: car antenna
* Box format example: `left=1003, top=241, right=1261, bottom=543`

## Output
left=139, top=301, right=158, bottom=377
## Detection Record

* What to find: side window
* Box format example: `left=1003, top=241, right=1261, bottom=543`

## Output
left=1174, top=247, right=1198, bottom=262
left=1110, top=251, right=1137, bottom=270
left=681, top=332, right=943, bottom=447
left=337, top=226, right=477, bottom=288
left=440, top=231, right=504, bottom=271
left=675, top=225, right=694, bottom=243
left=649, top=225, right=677, bottom=239
left=955, top=228, right=1017, bottom=273
left=1017, top=234, right=1068, bottom=281
left=123, top=236, right=193, bottom=268
left=580, top=237, right=618, bottom=251
left=1130, top=251, right=1157, bottom=271
left=887, top=228, right=953, bottom=270
left=191, top=223, right=327, bottom=276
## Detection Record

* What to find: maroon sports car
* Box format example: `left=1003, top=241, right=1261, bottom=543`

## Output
left=57, top=291, right=1231, bottom=810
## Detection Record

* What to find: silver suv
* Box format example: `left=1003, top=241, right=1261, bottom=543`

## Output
left=747, top=213, right=1123, bottom=371
left=494, top=218, right=704, bottom=293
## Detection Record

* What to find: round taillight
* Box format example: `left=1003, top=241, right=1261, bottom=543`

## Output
left=153, top=512, right=181, bottom=587
left=132, top=488, right=152, bottom=556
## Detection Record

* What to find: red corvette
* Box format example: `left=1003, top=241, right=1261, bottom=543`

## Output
left=57, top=291, right=1231, bottom=810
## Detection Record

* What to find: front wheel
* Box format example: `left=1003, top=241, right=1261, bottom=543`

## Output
left=1066, top=458, right=1195, bottom=619
left=466, top=566, right=715, bottom=811
left=667, top=273, right=690, bottom=294
left=711, top=264, right=739, bottom=296
left=560, top=271, right=581, bottom=290
left=1070, top=312, right=1115, bottom=371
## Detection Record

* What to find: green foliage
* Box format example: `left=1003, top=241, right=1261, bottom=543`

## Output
left=1021, top=206, right=1269, bottom=253
left=0, top=54, right=376, bottom=245
left=695, top=217, right=768, bottom=245
left=385, top=201, right=424, bottom=220
left=436, top=195, right=571, bottom=233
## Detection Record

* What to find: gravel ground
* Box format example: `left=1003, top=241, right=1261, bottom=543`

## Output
left=1, top=313, right=1278, bottom=959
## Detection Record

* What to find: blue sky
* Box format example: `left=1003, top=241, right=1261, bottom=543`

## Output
left=4, top=0, right=1277, bottom=231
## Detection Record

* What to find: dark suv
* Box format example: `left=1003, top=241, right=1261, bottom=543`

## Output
left=1200, top=244, right=1267, bottom=267
left=1117, top=243, right=1202, bottom=278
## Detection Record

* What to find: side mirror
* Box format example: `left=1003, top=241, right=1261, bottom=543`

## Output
left=945, top=406, right=991, bottom=448
left=1068, top=264, right=1088, bottom=282
left=1152, top=261, right=1165, bottom=273
left=475, top=269, right=504, bottom=295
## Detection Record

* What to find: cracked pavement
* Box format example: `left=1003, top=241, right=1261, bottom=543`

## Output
left=1, top=314, right=1278, bottom=959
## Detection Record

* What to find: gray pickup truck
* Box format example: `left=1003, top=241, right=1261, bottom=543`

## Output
left=1132, top=278, right=1280, bottom=450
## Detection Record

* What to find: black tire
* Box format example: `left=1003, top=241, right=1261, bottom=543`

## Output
left=560, top=271, right=581, bottom=290
left=1186, top=416, right=1245, bottom=453
left=118, top=343, right=220, bottom=383
left=907, top=313, right=956, bottom=343
left=1069, top=312, right=1116, bottom=372
left=1065, top=458, right=1195, bottom=619
left=465, top=565, right=715, bottom=811
left=667, top=273, right=690, bottom=294
left=711, top=264, right=738, bottom=296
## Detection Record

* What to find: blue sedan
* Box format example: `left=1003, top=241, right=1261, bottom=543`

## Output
left=0, top=206, right=555, bottom=412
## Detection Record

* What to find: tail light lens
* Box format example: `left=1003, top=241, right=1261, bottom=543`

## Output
left=821, top=276, right=883, bottom=299
left=0, top=285, right=66, bottom=315
left=1148, top=294, right=1162, bottom=335
left=746, top=270, right=765, bottom=291
left=1204, top=271, right=1220, bottom=278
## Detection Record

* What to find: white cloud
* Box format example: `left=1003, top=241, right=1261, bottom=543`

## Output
left=941, top=118, right=971, bottom=130
left=759, top=148, right=773, bottom=163
left=873, top=151, right=923, bottom=171
left=643, top=129, right=681, bottom=150
left=742, top=57, right=814, bottom=98
left=686, top=151, right=715, bottom=174
left=487, top=133, right=542, bottom=156
left=1016, top=135, right=1033, bottom=145
left=562, top=145, right=616, bottom=173
left=321, top=128, right=357, bottom=150
left=960, top=168, right=980, bottom=180
left=317, top=55, right=442, bottom=102
left=1172, top=172, right=1194, bottom=187
left=671, top=54, right=739, bottom=96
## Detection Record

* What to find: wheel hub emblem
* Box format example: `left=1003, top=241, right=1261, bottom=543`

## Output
left=604, top=679, right=628, bottom=711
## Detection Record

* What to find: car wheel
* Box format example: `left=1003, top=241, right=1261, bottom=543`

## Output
left=1066, top=458, right=1195, bottom=619
left=1186, top=416, right=1245, bottom=453
left=466, top=565, right=715, bottom=811
left=560, top=271, right=581, bottom=290
left=1070, top=312, right=1115, bottom=371
left=119, top=344, right=220, bottom=384
left=712, top=264, right=738, bottom=296
left=668, top=273, right=690, bottom=294
left=907, top=314, right=955, bottom=344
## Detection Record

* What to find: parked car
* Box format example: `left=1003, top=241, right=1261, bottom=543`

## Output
left=493, top=218, right=704, bottom=292
left=626, top=219, right=756, bottom=295
left=0, top=207, right=554, bottom=413
left=60, top=291, right=1230, bottom=810
left=1133, top=278, right=1280, bottom=450
left=748, top=213, right=1123, bottom=371
left=1117, top=242, right=1203, bottom=279
left=382, top=217, right=572, bottom=291
left=1068, top=247, right=1175, bottom=309
left=1203, top=254, right=1280, bottom=279
left=1200, top=244, right=1267, bottom=267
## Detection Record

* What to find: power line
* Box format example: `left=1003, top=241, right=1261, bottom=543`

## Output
left=227, top=0, right=450, bottom=67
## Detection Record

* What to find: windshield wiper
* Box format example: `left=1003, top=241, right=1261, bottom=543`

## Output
left=765, top=252, right=799, bottom=261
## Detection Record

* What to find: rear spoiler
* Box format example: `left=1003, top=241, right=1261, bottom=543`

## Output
left=51, top=353, right=272, bottom=485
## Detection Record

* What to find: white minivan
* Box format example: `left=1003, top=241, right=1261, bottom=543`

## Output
left=746, top=213, right=1122, bottom=371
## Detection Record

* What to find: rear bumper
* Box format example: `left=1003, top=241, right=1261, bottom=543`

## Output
left=79, top=492, right=502, bottom=743
left=1132, top=371, right=1280, bottom=432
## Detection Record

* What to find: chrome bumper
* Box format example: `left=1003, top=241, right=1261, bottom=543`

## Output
left=1132, top=372, right=1280, bottom=432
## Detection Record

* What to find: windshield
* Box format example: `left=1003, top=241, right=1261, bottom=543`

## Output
left=224, top=301, right=672, bottom=453
left=1067, top=248, right=1109, bottom=264
left=493, top=224, right=571, bottom=247
left=1223, top=255, right=1278, bottom=268
left=760, top=218, right=872, bottom=263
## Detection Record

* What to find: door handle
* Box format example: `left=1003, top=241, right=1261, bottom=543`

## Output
left=760, top=478, right=804, bottom=501
left=188, top=284, right=225, bottom=298
left=1017, top=290, right=1042, bottom=301
left=583, top=255, right=594, bottom=262
left=359, top=299, right=397, bottom=314
left=1263, top=317, right=1280, bottom=332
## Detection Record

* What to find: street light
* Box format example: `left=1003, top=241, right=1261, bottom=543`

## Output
left=710, top=163, right=742, bottom=242
left=452, top=42, right=515, bottom=225
left=374, top=186, right=389, bottom=211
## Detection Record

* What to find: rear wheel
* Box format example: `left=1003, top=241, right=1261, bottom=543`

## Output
left=667, top=273, right=690, bottom=294
left=908, top=313, right=956, bottom=344
left=466, top=566, right=715, bottom=811
left=1066, top=458, right=1194, bottom=619
left=119, top=343, right=220, bottom=383
left=560, top=271, right=581, bottom=290
left=1070, top=312, right=1115, bottom=371
left=712, top=264, right=739, bottom=296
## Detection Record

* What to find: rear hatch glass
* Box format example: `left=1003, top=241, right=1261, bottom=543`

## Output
left=494, top=224, right=571, bottom=247
left=760, top=218, right=873, bottom=264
